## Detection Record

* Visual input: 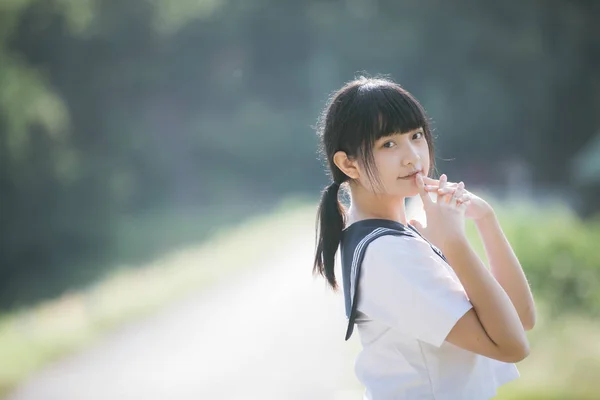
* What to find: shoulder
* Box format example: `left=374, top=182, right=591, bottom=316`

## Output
left=362, top=233, right=449, bottom=281
left=365, top=231, right=434, bottom=259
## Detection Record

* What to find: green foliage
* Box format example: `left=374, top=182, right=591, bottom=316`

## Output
left=1, top=0, right=600, bottom=310
left=507, top=207, right=600, bottom=316
left=0, top=54, right=69, bottom=162
left=466, top=201, right=600, bottom=317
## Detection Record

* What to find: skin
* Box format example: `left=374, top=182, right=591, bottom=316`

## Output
left=332, top=127, right=535, bottom=362
left=422, top=177, right=536, bottom=331
left=333, top=127, right=471, bottom=224
left=332, top=127, right=430, bottom=225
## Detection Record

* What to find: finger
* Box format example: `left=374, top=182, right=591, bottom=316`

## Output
left=456, top=194, right=470, bottom=205
left=440, top=181, right=459, bottom=204
left=443, top=193, right=454, bottom=204
left=458, top=197, right=471, bottom=212
left=422, top=176, right=456, bottom=186
left=448, top=182, right=460, bottom=207
left=437, top=174, right=448, bottom=203
left=437, top=186, right=457, bottom=196
left=453, top=185, right=466, bottom=200
left=450, top=182, right=465, bottom=207
left=421, top=176, right=439, bottom=185
left=415, top=174, right=433, bottom=207
left=424, top=184, right=441, bottom=192
left=438, top=190, right=455, bottom=204
left=425, top=181, right=460, bottom=192
left=424, top=175, right=459, bottom=187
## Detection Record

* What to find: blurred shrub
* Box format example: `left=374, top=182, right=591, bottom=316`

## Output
left=467, top=200, right=600, bottom=318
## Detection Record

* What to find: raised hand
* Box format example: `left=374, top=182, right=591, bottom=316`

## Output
left=421, top=176, right=493, bottom=221
left=410, top=173, right=469, bottom=252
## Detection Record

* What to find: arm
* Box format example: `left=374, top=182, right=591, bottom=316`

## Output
left=421, top=175, right=537, bottom=331
left=414, top=174, right=529, bottom=362
left=443, top=236, right=530, bottom=362
left=475, top=209, right=537, bottom=330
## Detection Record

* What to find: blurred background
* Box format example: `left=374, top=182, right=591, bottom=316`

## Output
left=1, top=0, right=600, bottom=399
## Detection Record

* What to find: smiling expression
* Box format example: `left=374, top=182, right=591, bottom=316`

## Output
left=362, top=127, right=430, bottom=197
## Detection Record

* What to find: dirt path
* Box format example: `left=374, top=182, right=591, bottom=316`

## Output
left=6, top=229, right=364, bottom=400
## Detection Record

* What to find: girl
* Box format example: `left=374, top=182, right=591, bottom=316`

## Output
left=313, top=76, right=536, bottom=399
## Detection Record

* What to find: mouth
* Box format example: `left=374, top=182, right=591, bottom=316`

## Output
left=398, top=170, right=422, bottom=180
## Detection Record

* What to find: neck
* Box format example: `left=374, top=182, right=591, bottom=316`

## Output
left=346, top=183, right=408, bottom=226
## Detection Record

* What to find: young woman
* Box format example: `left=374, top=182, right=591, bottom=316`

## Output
left=313, top=76, right=536, bottom=399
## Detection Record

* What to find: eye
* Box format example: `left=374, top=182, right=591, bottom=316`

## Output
left=412, top=131, right=424, bottom=140
left=382, top=141, right=396, bottom=148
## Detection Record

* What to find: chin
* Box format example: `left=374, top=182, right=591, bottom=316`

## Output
left=395, top=181, right=420, bottom=198
left=404, top=188, right=420, bottom=198
left=390, top=189, right=418, bottom=199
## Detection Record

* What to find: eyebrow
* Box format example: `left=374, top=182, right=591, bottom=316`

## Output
left=381, top=129, right=423, bottom=139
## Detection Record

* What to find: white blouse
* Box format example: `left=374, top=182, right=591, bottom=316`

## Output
left=353, top=233, right=519, bottom=399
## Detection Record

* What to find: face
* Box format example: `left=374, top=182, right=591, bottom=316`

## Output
left=361, top=127, right=430, bottom=198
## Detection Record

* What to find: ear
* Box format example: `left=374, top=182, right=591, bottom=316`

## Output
left=332, top=151, right=360, bottom=180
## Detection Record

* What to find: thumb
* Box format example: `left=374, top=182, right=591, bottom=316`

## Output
left=415, top=174, right=433, bottom=207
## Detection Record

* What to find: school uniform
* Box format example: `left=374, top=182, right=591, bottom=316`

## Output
left=340, top=219, right=519, bottom=400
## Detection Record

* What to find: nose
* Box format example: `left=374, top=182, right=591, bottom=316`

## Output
left=402, top=143, right=421, bottom=167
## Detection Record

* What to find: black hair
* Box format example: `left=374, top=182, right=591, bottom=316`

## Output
left=313, top=75, right=435, bottom=290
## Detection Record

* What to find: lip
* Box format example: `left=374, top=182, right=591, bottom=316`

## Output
left=398, top=171, right=421, bottom=180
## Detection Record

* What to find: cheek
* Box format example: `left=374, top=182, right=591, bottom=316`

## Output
left=421, top=146, right=431, bottom=175
left=358, top=155, right=394, bottom=191
left=376, top=155, right=399, bottom=179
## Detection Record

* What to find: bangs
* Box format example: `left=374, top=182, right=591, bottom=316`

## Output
left=352, top=81, right=427, bottom=144
left=329, top=78, right=432, bottom=187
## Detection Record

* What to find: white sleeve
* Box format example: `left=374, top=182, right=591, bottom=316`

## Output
left=357, top=234, right=473, bottom=347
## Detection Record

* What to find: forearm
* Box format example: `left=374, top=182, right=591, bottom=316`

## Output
left=443, top=237, right=528, bottom=352
left=475, top=211, right=537, bottom=330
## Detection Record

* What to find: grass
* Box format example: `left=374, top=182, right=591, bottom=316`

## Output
left=490, top=300, right=600, bottom=399
left=0, top=199, right=315, bottom=398
left=468, top=201, right=600, bottom=398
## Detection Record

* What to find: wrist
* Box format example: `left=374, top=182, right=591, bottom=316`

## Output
left=475, top=206, right=496, bottom=227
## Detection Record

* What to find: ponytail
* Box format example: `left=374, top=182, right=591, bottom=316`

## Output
left=313, top=181, right=345, bottom=290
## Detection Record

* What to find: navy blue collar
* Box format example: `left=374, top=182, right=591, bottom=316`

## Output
left=343, top=218, right=411, bottom=233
